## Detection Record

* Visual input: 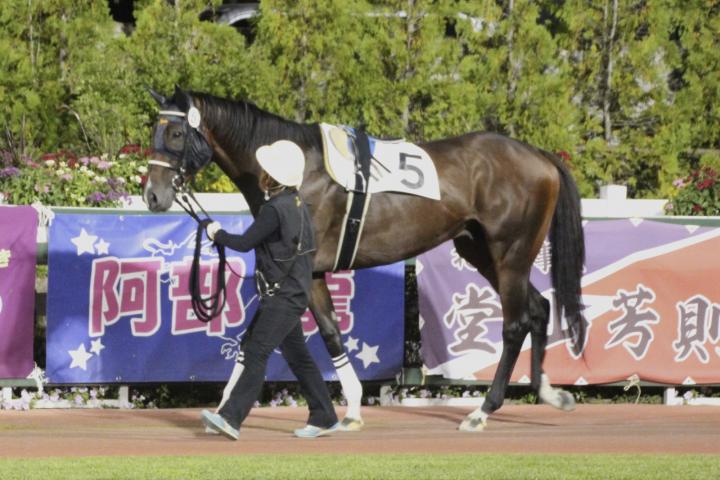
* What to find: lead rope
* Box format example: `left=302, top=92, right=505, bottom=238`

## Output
left=175, top=189, right=228, bottom=323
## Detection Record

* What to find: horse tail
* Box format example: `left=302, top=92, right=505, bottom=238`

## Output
left=541, top=150, right=586, bottom=355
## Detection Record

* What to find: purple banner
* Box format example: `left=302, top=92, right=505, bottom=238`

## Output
left=418, top=219, right=720, bottom=385
left=0, top=206, right=37, bottom=378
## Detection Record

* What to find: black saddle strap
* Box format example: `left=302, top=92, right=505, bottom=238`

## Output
left=333, top=191, right=370, bottom=271
left=333, top=130, right=373, bottom=271
left=355, top=129, right=371, bottom=185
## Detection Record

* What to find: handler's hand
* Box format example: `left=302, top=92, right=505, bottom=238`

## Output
left=206, top=221, right=222, bottom=241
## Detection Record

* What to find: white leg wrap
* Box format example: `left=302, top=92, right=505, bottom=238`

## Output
left=458, top=406, right=488, bottom=432
left=333, top=353, right=363, bottom=420
left=217, top=354, right=245, bottom=412
left=205, top=357, right=245, bottom=434
left=539, top=373, right=575, bottom=411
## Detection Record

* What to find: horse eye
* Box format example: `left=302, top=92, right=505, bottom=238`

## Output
left=172, top=130, right=183, bottom=138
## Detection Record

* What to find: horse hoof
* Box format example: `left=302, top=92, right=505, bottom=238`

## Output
left=557, top=390, right=576, bottom=412
left=458, top=416, right=486, bottom=432
left=338, top=417, right=364, bottom=432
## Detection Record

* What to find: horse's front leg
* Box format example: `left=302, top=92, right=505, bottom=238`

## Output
left=529, top=288, right=575, bottom=411
left=460, top=269, right=530, bottom=432
left=309, top=277, right=364, bottom=431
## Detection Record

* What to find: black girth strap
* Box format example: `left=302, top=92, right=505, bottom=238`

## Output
left=332, top=129, right=373, bottom=271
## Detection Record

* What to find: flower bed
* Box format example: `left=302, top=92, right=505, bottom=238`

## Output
left=0, top=145, right=148, bottom=207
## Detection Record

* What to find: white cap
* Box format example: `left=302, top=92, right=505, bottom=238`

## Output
left=255, top=140, right=306, bottom=187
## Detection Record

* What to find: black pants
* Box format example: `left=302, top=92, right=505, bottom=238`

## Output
left=218, top=297, right=338, bottom=430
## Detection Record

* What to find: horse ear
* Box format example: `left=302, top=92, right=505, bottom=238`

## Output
left=147, top=87, right=167, bottom=106
left=173, top=84, right=192, bottom=111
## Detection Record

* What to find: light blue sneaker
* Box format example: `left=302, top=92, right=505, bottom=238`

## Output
left=201, top=409, right=239, bottom=440
left=293, top=422, right=340, bottom=438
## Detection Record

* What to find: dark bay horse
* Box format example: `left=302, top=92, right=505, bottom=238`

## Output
left=144, top=86, right=585, bottom=431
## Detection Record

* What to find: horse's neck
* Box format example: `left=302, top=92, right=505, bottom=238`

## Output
left=201, top=97, right=321, bottom=216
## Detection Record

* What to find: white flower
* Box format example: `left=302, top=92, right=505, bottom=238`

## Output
left=137, top=166, right=148, bottom=174
left=132, top=175, right=142, bottom=184
left=44, top=160, right=56, bottom=167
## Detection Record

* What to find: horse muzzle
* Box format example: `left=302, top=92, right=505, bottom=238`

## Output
left=143, top=180, right=175, bottom=212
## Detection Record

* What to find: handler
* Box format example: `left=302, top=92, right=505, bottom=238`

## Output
left=201, top=140, right=339, bottom=440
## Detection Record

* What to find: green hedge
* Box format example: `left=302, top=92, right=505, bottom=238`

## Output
left=1, top=0, right=719, bottom=206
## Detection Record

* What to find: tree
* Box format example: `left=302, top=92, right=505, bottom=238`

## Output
left=355, top=0, right=474, bottom=140
left=557, top=0, right=684, bottom=197
left=246, top=0, right=367, bottom=125
left=0, top=0, right=67, bottom=158
left=462, top=1, right=579, bottom=147
left=667, top=1, right=720, bottom=175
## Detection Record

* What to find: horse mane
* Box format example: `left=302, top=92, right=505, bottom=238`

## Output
left=189, top=91, right=322, bottom=156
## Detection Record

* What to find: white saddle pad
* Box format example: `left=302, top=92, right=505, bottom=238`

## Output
left=319, top=123, right=441, bottom=200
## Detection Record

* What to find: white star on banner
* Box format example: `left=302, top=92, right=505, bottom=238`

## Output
left=95, top=239, right=110, bottom=255
left=68, top=344, right=93, bottom=370
left=356, top=342, right=380, bottom=369
left=71, top=229, right=97, bottom=255
left=344, top=336, right=359, bottom=353
left=90, top=338, right=105, bottom=355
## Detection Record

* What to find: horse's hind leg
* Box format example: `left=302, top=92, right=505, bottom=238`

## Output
left=528, top=286, right=575, bottom=411
left=309, top=277, right=364, bottom=430
left=459, top=261, right=532, bottom=431
left=453, top=234, right=528, bottom=431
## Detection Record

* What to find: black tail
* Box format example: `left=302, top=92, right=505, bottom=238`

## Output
left=542, top=151, right=586, bottom=355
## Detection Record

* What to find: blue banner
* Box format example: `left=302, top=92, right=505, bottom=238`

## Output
left=47, top=213, right=404, bottom=383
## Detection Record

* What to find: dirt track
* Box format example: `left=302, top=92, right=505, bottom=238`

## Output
left=1, top=405, right=718, bottom=458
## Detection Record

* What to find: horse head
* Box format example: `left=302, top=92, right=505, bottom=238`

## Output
left=144, top=86, right=214, bottom=211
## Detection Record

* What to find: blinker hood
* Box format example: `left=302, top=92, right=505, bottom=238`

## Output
left=153, top=91, right=213, bottom=175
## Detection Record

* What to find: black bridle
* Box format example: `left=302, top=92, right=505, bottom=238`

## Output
left=148, top=104, right=228, bottom=323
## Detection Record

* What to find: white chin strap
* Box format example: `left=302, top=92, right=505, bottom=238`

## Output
left=148, top=159, right=174, bottom=169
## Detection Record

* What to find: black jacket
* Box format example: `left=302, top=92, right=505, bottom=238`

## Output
left=213, top=189, right=315, bottom=309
